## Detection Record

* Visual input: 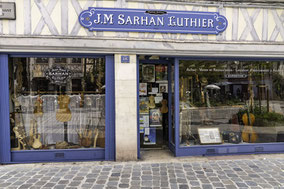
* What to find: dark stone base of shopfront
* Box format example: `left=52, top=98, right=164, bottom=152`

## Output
left=0, top=155, right=283, bottom=189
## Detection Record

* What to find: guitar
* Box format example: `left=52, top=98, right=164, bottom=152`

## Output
left=31, top=119, right=42, bottom=149
left=149, top=95, right=155, bottom=108
left=160, top=99, right=168, bottom=113
left=56, top=94, right=72, bottom=122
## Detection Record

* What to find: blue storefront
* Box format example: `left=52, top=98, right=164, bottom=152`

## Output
left=0, top=5, right=284, bottom=163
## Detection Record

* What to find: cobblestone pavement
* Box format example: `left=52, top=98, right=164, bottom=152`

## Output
left=0, top=155, right=283, bottom=189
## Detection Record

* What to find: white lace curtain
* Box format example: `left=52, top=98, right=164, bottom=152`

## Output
left=16, top=94, right=105, bottom=145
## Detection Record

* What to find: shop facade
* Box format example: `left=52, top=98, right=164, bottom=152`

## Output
left=0, top=0, right=284, bottom=163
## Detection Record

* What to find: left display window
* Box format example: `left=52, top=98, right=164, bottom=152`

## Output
left=9, top=57, right=106, bottom=151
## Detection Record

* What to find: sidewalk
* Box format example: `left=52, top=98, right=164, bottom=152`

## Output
left=0, top=150, right=283, bottom=189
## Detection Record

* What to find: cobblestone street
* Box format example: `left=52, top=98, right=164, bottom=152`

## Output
left=0, top=152, right=283, bottom=189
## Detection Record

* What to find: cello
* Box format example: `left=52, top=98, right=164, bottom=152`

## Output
left=241, top=110, right=257, bottom=143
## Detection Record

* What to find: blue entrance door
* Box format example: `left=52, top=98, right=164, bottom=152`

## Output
left=137, top=58, right=177, bottom=158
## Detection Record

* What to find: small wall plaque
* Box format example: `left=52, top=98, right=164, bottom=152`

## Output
left=0, top=3, right=16, bottom=20
left=121, top=56, right=130, bottom=63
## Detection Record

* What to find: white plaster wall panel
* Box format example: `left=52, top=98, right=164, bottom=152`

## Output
left=274, top=9, right=284, bottom=41
left=225, top=7, right=233, bottom=41
left=268, top=10, right=276, bottom=41
left=116, top=80, right=137, bottom=98
left=115, top=104, right=137, bottom=161
left=115, top=62, right=137, bottom=81
left=2, top=20, right=8, bottom=34
left=31, top=0, right=42, bottom=35
left=115, top=54, right=137, bottom=161
left=16, top=0, right=24, bottom=35
left=49, top=0, right=61, bottom=35
left=255, top=9, right=263, bottom=41
left=115, top=97, right=137, bottom=116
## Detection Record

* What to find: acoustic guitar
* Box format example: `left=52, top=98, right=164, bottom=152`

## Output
left=31, top=119, right=42, bottom=149
left=56, top=94, right=72, bottom=122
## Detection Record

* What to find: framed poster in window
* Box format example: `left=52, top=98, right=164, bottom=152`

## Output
left=144, top=127, right=156, bottom=145
left=142, top=65, right=155, bottom=82
left=149, top=108, right=162, bottom=127
left=198, top=128, right=222, bottom=144
left=139, top=83, right=147, bottom=96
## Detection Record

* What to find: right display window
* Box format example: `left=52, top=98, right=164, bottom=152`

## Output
left=179, top=60, right=284, bottom=146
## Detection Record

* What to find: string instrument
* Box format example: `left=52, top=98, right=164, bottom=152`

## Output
left=79, top=92, right=84, bottom=108
left=149, top=95, right=155, bottom=108
left=12, top=97, right=30, bottom=150
left=242, top=68, right=257, bottom=143
left=34, top=95, right=43, bottom=117
left=241, top=111, right=257, bottom=143
left=31, top=119, right=42, bottom=149
left=93, top=128, right=99, bottom=148
left=160, top=99, right=168, bottom=113
left=56, top=94, right=72, bottom=122
left=29, top=119, right=35, bottom=146
left=78, top=121, right=93, bottom=147
left=33, top=64, right=43, bottom=77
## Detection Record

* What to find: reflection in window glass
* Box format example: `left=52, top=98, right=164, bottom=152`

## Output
left=179, top=60, right=284, bottom=146
left=9, top=57, right=105, bottom=150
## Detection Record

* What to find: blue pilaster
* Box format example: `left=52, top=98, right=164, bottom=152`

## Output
left=105, top=55, right=115, bottom=161
left=0, top=54, right=11, bottom=163
left=174, top=58, right=180, bottom=157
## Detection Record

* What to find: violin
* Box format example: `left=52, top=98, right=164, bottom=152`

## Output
left=149, top=95, right=155, bottom=108
left=160, top=99, right=168, bottom=113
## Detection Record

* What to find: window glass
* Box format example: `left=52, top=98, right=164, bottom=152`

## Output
left=179, top=60, right=284, bottom=146
left=9, top=57, right=105, bottom=150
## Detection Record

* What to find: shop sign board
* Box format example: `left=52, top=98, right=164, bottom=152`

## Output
left=45, top=66, right=72, bottom=86
left=79, top=7, right=228, bottom=35
left=225, top=74, right=247, bottom=78
left=0, top=3, right=16, bottom=20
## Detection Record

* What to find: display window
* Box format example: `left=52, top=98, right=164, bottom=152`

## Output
left=9, top=57, right=106, bottom=151
left=179, top=60, right=284, bottom=147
